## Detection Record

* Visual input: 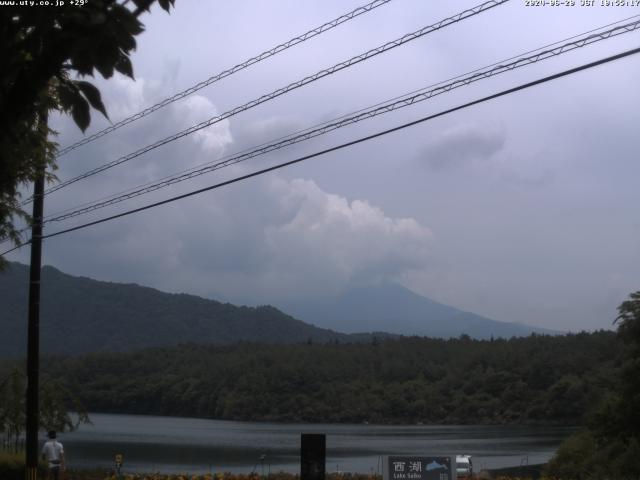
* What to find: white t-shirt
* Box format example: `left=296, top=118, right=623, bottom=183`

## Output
left=42, top=440, right=64, bottom=468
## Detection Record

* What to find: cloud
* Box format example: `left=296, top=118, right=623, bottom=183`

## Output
left=23, top=0, right=640, bottom=333
left=39, top=175, right=433, bottom=305
left=499, top=168, right=555, bottom=190
left=235, top=115, right=306, bottom=149
left=261, top=178, right=433, bottom=297
left=52, top=91, right=234, bottom=195
left=171, top=96, right=233, bottom=156
left=420, top=123, right=505, bottom=171
left=102, top=74, right=148, bottom=120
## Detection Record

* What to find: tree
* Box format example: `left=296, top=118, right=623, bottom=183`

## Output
left=0, top=369, right=25, bottom=453
left=615, top=291, right=640, bottom=356
left=0, top=368, right=89, bottom=452
left=546, top=291, right=640, bottom=479
left=597, top=291, right=640, bottom=443
left=0, top=0, right=175, bottom=266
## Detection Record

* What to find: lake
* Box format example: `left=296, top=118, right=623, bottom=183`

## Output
left=58, top=413, right=574, bottom=475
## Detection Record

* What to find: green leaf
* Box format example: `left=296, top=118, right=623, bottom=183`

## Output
left=69, top=48, right=95, bottom=76
left=93, top=43, right=118, bottom=78
left=88, top=10, right=108, bottom=26
left=158, top=0, right=174, bottom=11
left=55, top=82, right=78, bottom=112
left=108, top=8, right=139, bottom=53
left=116, top=30, right=138, bottom=53
left=111, top=4, right=144, bottom=36
left=75, top=80, right=109, bottom=120
left=71, top=96, right=91, bottom=132
left=131, top=0, right=154, bottom=13
left=114, top=54, right=134, bottom=79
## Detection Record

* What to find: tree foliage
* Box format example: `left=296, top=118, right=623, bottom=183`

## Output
left=0, top=367, right=90, bottom=452
left=0, top=0, right=175, bottom=264
left=546, top=291, right=640, bottom=479
left=0, top=262, right=355, bottom=356
left=18, top=330, right=619, bottom=426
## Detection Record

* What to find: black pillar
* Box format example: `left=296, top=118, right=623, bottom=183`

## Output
left=301, top=433, right=325, bottom=480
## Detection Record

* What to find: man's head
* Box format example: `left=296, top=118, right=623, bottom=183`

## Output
left=47, top=430, right=56, bottom=439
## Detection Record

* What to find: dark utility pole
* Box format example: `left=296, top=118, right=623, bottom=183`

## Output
left=25, top=111, right=47, bottom=480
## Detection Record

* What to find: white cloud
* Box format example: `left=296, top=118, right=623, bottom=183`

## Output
left=103, top=74, right=147, bottom=120
left=172, top=96, right=233, bottom=156
left=236, top=115, right=305, bottom=148
left=260, top=178, right=433, bottom=297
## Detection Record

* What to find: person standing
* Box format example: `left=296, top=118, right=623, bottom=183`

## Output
left=41, top=430, right=65, bottom=480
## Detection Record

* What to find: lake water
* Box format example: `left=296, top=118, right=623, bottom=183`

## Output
left=58, top=413, right=574, bottom=475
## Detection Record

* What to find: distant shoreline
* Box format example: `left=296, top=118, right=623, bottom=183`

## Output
left=75, top=409, right=581, bottom=427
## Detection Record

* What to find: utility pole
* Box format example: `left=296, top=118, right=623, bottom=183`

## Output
left=25, top=110, right=47, bottom=480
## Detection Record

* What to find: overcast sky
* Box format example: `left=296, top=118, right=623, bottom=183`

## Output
left=7, top=0, right=640, bottom=331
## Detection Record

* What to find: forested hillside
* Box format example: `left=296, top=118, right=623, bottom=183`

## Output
left=1, top=263, right=553, bottom=357
left=35, top=331, right=618, bottom=425
left=0, top=262, right=356, bottom=355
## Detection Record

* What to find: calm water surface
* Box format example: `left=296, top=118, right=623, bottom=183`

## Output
left=59, top=413, right=574, bottom=475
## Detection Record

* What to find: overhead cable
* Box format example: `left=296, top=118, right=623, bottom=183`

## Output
left=39, top=0, right=509, bottom=199
left=41, top=18, right=640, bottom=225
left=1, top=44, right=633, bottom=255
left=56, top=0, right=394, bottom=157
left=14, top=13, right=640, bottom=229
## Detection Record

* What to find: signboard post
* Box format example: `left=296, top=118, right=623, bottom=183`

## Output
left=386, top=456, right=453, bottom=480
left=300, top=434, right=325, bottom=480
left=115, top=454, right=124, bottom=480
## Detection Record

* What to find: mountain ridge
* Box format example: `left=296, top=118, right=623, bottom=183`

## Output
left=0, top=262, right=556, bottom=357
left=278, top=281, right=558, bottom=339
left=0, top=262, right=355, bottom=356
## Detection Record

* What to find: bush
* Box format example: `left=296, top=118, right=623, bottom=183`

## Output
left=544, top=430, right=597, bottom=479
left=0, top=452, right=25, bottom=480
left=0, top=452, right=49, bottom=480
left=545, top=430, right=640, bottom=480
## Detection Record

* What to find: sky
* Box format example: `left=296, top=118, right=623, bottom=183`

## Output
left=6, top=0, right=640, bottom=332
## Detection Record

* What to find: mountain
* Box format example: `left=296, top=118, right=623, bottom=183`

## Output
left=0, top=262, right=555, bottom=357
left=278, top=281, right=558, bottom=339
left=0, top=262, right=354, bottom=356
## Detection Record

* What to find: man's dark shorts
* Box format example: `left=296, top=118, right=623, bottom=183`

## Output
left=49, top=463, right=61, bottom=480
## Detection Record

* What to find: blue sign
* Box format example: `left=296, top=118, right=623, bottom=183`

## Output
left=387, top=456, right=452, bottom=480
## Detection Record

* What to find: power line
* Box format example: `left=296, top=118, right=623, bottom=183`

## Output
left=56, top=0, right=394, bottom=158
left=3, top=45, right=632, bottom=250
left=37, top=0, right=509, bottom=200
left=41, top=18, right=640, bottom=225
left=5, top=14, right=639, bottom=244
left=1, top=242, right=27, bottom=256
left=13, top=13, right=640, bottom=229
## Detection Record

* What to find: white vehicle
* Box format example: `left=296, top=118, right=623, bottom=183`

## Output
left=456, top=455, right=473, bottom=479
